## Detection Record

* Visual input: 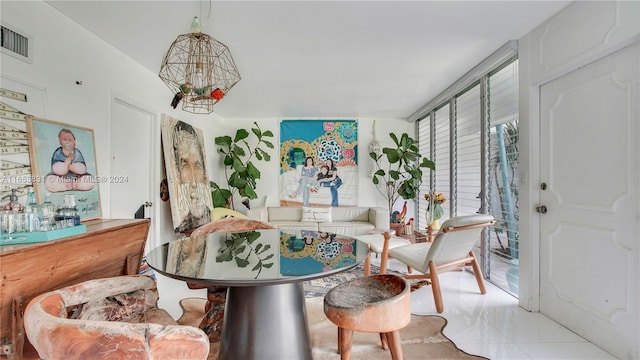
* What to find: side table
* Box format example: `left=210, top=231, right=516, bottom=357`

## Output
left=398, top=229, right=430, bottom=243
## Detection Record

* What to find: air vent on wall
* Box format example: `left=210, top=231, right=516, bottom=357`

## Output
left=1, top=23, right=32, bottom=63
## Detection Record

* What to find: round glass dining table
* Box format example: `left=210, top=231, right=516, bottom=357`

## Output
left=146, top=228, right=369, bottom=360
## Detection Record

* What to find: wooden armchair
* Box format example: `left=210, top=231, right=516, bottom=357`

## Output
left=380, top=214, right=495, bottom=313
left=23, top=275, right=209, bottom=360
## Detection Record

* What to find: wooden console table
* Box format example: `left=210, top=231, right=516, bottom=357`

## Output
left=0, top=218, right=150, bottom=359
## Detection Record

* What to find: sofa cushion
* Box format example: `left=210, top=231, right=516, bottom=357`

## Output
left=318, top=222, right=375, bottom=236
left=301, top=206, right=332, bottom=222
left=268, top=206, right=302, bottom=221
left=331, top=207, right=370, bottom=222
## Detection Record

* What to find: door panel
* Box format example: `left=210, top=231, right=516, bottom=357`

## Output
left=539, top=43, right=639, bottom=359
left=110, top=98, right=154, bottom=251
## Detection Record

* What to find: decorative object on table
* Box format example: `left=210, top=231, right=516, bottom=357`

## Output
left=370, top=132, right=435, bottom=224
left=159, top=15, right=240, bottom=114
left=26, top=116, right=101, bottom=220
left=381, top=214, right=495, bottom=313
left=323, top=274, right=411, bottom=360
left=161, top=115, right=213, bottom=233
left=403, top=217, right=415, bottom=235
left=210, top=122, right=274, bottom=209
left=280, top=120, right=358, bottom=207
left=424, top=191, right=446, bottom=230
left=0, top=224, right=87, bottom=245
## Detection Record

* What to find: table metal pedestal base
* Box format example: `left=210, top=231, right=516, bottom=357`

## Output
left=218, top=282, right=312, bottom=360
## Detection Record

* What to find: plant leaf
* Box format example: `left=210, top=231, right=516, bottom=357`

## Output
left=234, top=129, right=249, bottom=142
left=235, top=256, right=249, bottom=267
left=215, top=135, right=232, bottom=147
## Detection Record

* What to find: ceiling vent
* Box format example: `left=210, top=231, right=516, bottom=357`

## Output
left=1, top=23, right=32, bottom=63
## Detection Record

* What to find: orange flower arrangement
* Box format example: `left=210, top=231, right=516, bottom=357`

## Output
left=424, top=192, right=446, bottom=205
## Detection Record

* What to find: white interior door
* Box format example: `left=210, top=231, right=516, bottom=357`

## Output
left=539, top=42, right=639, bottom=359
left=110, top=97, right=154, bottom=249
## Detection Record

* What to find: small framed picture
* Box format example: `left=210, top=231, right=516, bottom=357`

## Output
left=26, top=116, right=102, bottom=220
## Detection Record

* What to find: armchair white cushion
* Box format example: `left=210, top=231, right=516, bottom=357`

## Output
left=383, top=214, right=495, bottom=313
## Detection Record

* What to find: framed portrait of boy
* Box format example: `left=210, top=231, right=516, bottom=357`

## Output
left=161, top=115, right=213, bottom=233
left=26, top=116, right=102, bottom=220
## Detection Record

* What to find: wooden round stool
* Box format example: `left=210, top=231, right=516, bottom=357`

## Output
left=323, top=274, right=411, bottom=360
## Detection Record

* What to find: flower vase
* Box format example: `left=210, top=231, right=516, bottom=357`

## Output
left=431, top=218, right=440, bottom=231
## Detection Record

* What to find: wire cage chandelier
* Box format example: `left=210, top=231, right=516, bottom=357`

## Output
left=159, top=17, right=241, bottom=114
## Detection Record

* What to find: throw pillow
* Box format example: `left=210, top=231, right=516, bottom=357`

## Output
left=301, top=207, right=332, bottom=222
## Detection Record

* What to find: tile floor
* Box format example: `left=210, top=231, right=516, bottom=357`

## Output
left=390, top=262, right=617, bottom=360
left=155, top=257, right=617, bottom=360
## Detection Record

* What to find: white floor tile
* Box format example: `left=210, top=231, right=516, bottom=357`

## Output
left=516, top=342, right=617, bottom=360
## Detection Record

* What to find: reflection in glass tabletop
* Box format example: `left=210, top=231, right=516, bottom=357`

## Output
left=146, top=229, right=368, bottom=286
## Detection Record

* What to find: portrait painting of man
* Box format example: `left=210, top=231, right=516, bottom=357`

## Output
left=161, top=115, right=213, bottom=233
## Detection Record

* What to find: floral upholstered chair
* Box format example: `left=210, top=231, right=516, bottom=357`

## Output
left=23, top=275, right=209, bottom=359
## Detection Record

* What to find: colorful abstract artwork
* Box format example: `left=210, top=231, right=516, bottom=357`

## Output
left=279, top=120, right=358, bottom=207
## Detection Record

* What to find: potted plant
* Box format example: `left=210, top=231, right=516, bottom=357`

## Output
left=211, top=122, right=274, bottom=209
left=370, top=132, right=435, bottom=229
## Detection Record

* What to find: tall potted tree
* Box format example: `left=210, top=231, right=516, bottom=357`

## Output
left=370, top=132, right=435, bottom=229
left=211, top=122, right=274, bottom=209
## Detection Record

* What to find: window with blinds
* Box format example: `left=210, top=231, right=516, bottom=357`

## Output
left=415, top=46, right=519, bottom=296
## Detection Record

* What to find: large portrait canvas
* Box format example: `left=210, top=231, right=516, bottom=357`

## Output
left=161, top=115, right=213, bottom=233
left=280, top=120, right=358, bottom=207
left=26, top=116, right=102, bottom=219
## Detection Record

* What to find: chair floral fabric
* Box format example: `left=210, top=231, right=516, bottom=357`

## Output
left=23, top=275, right=209, bottom=360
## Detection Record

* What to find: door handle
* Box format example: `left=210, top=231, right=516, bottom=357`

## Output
left=536, top=205, right=547, bottom=214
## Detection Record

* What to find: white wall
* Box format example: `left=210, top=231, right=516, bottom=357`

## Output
left=0, top=1, right=414, bottom=249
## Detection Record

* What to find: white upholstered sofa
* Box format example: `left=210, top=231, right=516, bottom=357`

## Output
left=246, top=206, right=388, bottom=236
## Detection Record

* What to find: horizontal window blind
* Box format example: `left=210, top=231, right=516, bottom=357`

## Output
left=418, top=114, right=431, bottom=230
left=455, top=84, right=482, bottom=217
left=434, top=104, right=451, bottom=224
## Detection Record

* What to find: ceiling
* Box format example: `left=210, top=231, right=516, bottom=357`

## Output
left=45, top=1, right=570, bottom=120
